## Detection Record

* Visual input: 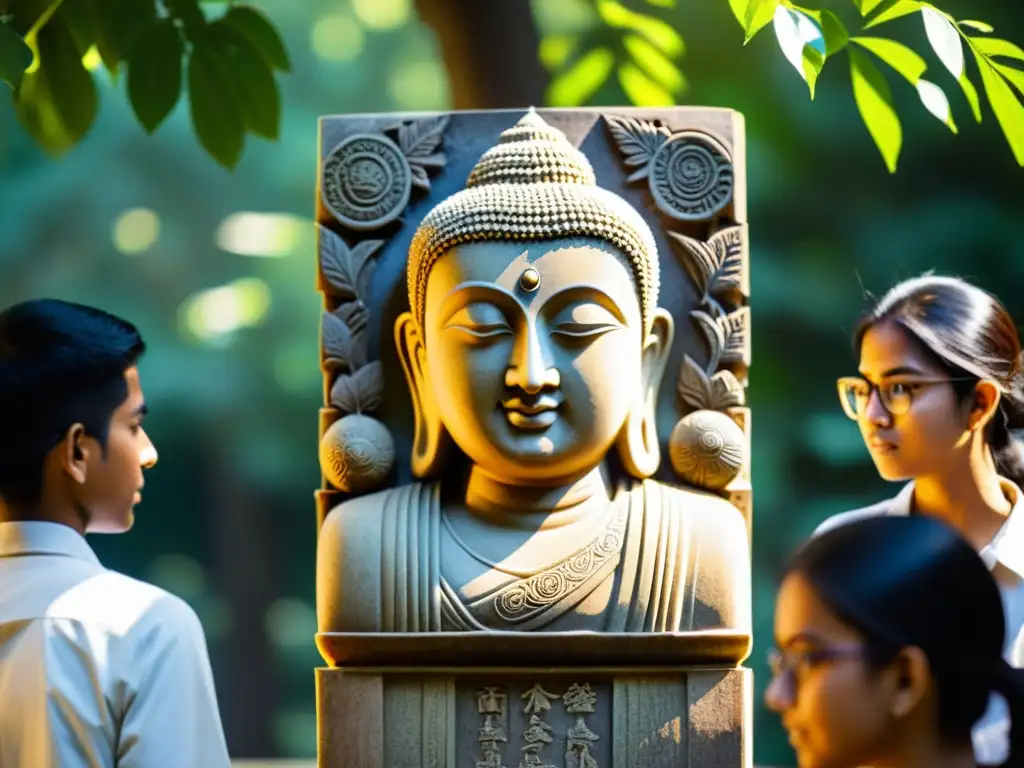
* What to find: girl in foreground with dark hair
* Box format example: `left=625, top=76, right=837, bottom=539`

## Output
left=816, top=274, right=1024, bottom=762
left=766, top=515, right=1024, bottom=768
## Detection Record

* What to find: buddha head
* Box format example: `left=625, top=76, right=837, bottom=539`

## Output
left=395, top=110, right=673, bottom=485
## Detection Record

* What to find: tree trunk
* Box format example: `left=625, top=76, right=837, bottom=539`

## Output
left=208, top=437, right=278, bottom=758
left=413, top=0, right=548, bottom=110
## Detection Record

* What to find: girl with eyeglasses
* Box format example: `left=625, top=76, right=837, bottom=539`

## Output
left=765, top=515, right=1024, bottom=768
left=813, top=274, right=1024, bottom=763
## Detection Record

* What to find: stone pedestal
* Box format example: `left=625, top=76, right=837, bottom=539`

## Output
left=315, top=633, right=752, bottom=768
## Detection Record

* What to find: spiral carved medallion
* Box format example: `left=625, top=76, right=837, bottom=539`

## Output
left=321, top=133, right=412, bottom=230
left=649, top=132, right=734, bottom=222
left=669, top=409, right=744, bottom=491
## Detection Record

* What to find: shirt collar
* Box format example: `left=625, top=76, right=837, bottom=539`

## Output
left=889, top=478, right=1024, bottom=578
left=0, top=521, right=100, bottom=565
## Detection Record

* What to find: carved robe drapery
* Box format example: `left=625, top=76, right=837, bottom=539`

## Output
left=320, top=479, right=748, bottom=634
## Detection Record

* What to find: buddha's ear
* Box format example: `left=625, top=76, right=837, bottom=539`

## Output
left=617, top=308, right=674, bottom=478
left=395, top=312, right=450, bottom=477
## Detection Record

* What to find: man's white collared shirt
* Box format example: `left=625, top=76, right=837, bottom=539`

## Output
left=816, top=478, right=1024, bottom=765
left=0, top=521, right=231, bottom=767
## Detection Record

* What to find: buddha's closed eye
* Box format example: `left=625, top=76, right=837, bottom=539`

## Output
left=444, top=303, right=513, bottom=341
left=551, top=303, right=622, bottom=340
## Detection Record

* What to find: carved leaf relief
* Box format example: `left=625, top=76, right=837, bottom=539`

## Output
left=710, top=369, right=745, bottom=409
left=604, top=114, right=670, bottom=182
left=691, top=309, right=726, bottom=374
left=394, top=114, right=450, bottom=191
left=669, top=225, right=745, bottom=301
left=678, top=354, right=713, bottom=410
left=322, top=310, right=358, bottom=372
left=329, top=360, right=383, bottom=414
left=318, top=224, right=383, bottom=301
left=718, top=307, right=751, bottom=366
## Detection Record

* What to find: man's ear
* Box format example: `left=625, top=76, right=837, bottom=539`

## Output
left=59, top=424, right=90, bottom=485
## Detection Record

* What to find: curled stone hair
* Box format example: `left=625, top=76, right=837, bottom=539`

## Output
left=406, top=109, right=660, bottom=331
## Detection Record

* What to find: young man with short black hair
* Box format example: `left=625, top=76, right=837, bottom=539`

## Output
left=0, top=299, right=230, bottom=767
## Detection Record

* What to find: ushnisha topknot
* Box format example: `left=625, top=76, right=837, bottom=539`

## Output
left=407, top=108, right=660, bottom=330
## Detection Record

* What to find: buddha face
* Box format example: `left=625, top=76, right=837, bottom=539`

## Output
left=413, top=238, right=666, bottom=484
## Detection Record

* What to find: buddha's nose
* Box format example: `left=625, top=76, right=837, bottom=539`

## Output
left=505, top=323, right=560, bottom=394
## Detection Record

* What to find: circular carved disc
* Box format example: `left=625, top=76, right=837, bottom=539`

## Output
left=321, top=133, right=412, bottom=231
left=648, top=131, right=734, bottom=221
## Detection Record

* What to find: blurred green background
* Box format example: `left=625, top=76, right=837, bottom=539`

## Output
left=1, top=0, right=1021, bottom=764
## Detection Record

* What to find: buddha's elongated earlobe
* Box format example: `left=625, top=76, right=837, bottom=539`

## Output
left=617, top=308, right=673, bottom=478
left=395, top=312, right=450, bottom=477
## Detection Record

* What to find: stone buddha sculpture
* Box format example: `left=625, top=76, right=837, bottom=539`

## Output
left=316, top=111, right=751, bottom=636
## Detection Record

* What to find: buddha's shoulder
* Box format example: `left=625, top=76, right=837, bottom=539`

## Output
left=321, top=481, right=438, bottom=538
left=639, top=478, right=747, bottom=539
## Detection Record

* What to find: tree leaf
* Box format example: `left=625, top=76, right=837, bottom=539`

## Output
left=0, top=20, right=33, bottom=89
left=187, top=42, right=245, bottom=169
left=849, top=46, right=902, bottom=173
left=87, top=0, right=157, bottom=71
left=547, top=46, right=614, bottom=106
left=971, top=37, right=1024, bottom=64
left=857, top=0, right=887, bottom=15
left=916, top=78, right=957, bottom=132
left=596, top=0, right=684, bottom=56
left=996, top=63, right=1024, bottom=99
left=208, top=20, right=279, bottom=140
left=743, top=0, right=779, bottom=43
left=603, top=113, right=669, bottom=181
left=690, top=309, right=725, bottom=373
left=864, top=0, right=923, bottom=29
left=772, top=6, right=825, bottom=91
left=851, top=36, right=926, bottom=83
left=219, top=4, right=290, bottom=72
left=728, top=0, right=749, bottom=27
left=959, top=20, right=994, bottom=34
left=973, top=54, right=1024, bottom=166
left=677, top=354, right=712, bottom=409
left=618, top=62, right=673, bottom=106
left=127, top=19, right=183, bottom=133
left=959, top=71, right=983, bottom=122
left=14, top=19, right=97, bottom=154
left=921, top=7, right=963, bottom=80
left=353, top=361, right=384, bottom=413
left=709, top=370, right=746, bottom=410
left=819, top=10, right=849, bottom=55
left=803, top=44, right=825, bottom=99
left=322, top=311, right=354, bottom=371
left=623, top=34, right=686, bottom=94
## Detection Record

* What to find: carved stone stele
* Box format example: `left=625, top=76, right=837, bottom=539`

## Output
left=313, top=108, right=753, bottom=768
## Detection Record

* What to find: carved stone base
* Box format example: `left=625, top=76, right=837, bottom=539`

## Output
left=317, top=666, right=751, bottom=768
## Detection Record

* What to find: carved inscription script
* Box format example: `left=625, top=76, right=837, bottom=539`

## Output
left=466, top=682, right=603, bottom=768
left=477, top=687, right=509, bottom=768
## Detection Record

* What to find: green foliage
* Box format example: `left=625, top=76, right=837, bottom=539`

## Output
left=2, top=0, right=289, bottom=169
left=0, top=20, right=33, bottom=89
left=726, top=0, right=1024, bottom=171
left=545, top=0, right=687, bottom=107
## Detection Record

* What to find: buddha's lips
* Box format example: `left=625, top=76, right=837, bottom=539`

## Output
left=500, top=396, right=560, bottom=415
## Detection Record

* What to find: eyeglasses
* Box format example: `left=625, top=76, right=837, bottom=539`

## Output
left=767, top=645, right=865, bottom=685
left=836, top=376, right=975, bottom=420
